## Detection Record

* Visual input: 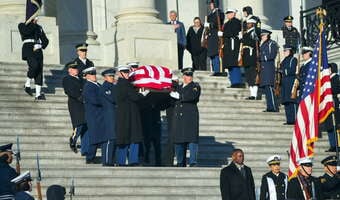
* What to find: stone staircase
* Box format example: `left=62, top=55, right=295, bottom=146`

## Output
left=0, top=61, right=335, bottom=200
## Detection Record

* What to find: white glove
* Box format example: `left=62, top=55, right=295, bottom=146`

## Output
left=33, top=44, right=42, bottom=51
left=218, top=31, right=223, bottom=37
left=140, top=89, right=150, bottom=96
left=238, top=32, right=243, bottom=39
left=170, top=91, right=180, bottom=99
left=204, top=22, right=210, bottom=28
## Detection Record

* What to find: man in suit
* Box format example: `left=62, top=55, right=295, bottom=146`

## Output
left=260, top=155, right=288, bottom=200
left=0, top=143, right=18, bottom=200
left=168, top=11, right=186, bottom=70
left=18, top=17, right=49, bottom=100
left=170, top=67, right=201, bottom=167
left=74, top=43, right=94, bottom=75
left=220, top=149, right=256, bottom=200
left=99, top=68, right=117, bottom=166
left=287, top=157, right=323, bottom=200
left=319, top=155, right=340, bottom=199
left=62, top=61, right=88, bottom=154
left=11, top=171, right=34, bottom=200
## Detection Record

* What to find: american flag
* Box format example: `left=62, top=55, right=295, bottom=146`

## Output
left=288, top=28, right=335, bottom=178
left=25, top=0, right=42, bottom=24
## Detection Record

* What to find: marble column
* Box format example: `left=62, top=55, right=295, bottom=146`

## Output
left=86, top=0, right=99, bottom=45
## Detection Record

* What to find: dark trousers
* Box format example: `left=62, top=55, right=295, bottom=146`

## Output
left=191, top=50, right=207, bottom=71
left=264, top=85, right=278, bottom=111
left=117, top=143, right=139, bottom=165
left=229, top=66, right=242, bottom=85
left=175, top=143, right=198, bottom=167
left=165, top=107, right=175, bottom=166
left=72, top=124, right=87, bottom=146
left=210, top=55, right=220, bottom=73
left=178, top=44, right=185, bottom=70
left=101, top=139, right=115, bottom=166
left=144, top=137, right=161, bottom=166
left=85, top=143, right=98, bottom=162
left=26, top=55, right=43, bottom=86
left=284, top=103, right=297, bottom=123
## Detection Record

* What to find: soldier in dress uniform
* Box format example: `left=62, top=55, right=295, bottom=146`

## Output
left=287, top=157, right=323, bottom=200
left=73, top=43, right=94, bottom=75
left=298, top=46, right=313, bottom=101
left=170, top=67, right=201, bottom=167
left=260, top=155, right=288, bottom=200
left=82, top=67, right=105, bottom=164
left=220, top=149, right=256, bottom=200
left=279, top=45, right=298, bottom=124
left=18, top=17, right=49, bottom=100
left=242, top=6, right=261, bottom=36
left=46, top=185, right=66, bottom=200
left=242, top=19, right=259, bottom=100
left=99, top=68, right=117, bottom=166
left=62, top=61, right=88, bottom=154
left=11, top=171, right=34, bottom=200
left=222, top=9, right=244, bottom=88
left=320, top=155, right=340, bottom=199
left=205, top=1, right=224, bottom=75
left=0, top=143, right=17, bottom=200
left=281, top=16, right=300, bottom=53
left=115, top=65, right=150, bottom=166
left=259, top=29, right=279, bottom=112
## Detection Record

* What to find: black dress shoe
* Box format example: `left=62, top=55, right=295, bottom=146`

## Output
left=245, top=96, right=255, bottom=100
left=263, top=109, right=279, bottom=112
left=24, top=86, right=33, bottom=96
left=129, top=163, right=140, bottom=167
left=189, top=163, right=197, bottom=167
left=35, top=94, right=46, bottom=101
left=325, top=147, right=336, bottom=152
left=283, top=122, right=295, bottom=125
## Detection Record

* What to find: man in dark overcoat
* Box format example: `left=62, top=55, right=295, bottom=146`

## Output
left=0, top=143, right=18, bottom=200
left=73, top=43, right=94, bottom=75
left=99, top=68, right=117, bottom=166
left=220, top=149, right=256, bottom=200
left=62, top=61, right=88, bottom=154
left=259, top=29, right=279, bottom=112
left=319, top=155, right=340, bottom=199
left=281, top=16, right=300, bottom=52
left=115, top=65, right=149, bottom=166
left=82, top=67, right=106, bottom=164
left=170, top=67, right=201, bottom=167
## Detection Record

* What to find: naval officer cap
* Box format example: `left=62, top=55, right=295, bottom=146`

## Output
left=101, top=68, right=116, bottom=76
left=266, top=155, right=281, bottom=165
left=298, top=157, right=313, bottom=167
left=246, top=18, right=257, bottom=24
left=11, top=171, right=32, bottom=184
left=116, top=65, right=130, bottom=73
left=0, top=143, right=13, bottom=153
left=181, top=67, right=194, bottom=76
left=283, top=44, right=293, bottom=51
left=226, top=8, right=237, bottom=14
left=65, top=61, right=79, bottom=69
left=82, top=67, right=96, bottom=75
left=284, top=15, right=294, bottom=22
left=75, top=43, right=88, bottom=51
left=261, top=29, right=272, bottom=35
left=126, top=61, right=139, bottom=68
left=301, top=46, right=313, bottom=54
left=321, top=155, right=337, bottom=166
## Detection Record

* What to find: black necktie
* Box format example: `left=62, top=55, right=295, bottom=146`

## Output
left=240, top=167, right=246, bottom=178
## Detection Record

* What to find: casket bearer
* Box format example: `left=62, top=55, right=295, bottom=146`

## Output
left=127, top=61, right=139, bottom=72
left=11, top=171, right=34, bottom=200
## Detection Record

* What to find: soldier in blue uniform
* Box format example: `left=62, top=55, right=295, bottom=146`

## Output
left=280, top=45, right=298, bottom=124
left=281, top=16, right=300, bottom=52
left=82, top=67, right=106, bottom=164
left=0, top=143, right=18, bottom=200
left=170, top=67, right=201, bottom=167
left=11, top=171, right=34, bottom=200
left=62, top=61, right=88, bottom=154
left=205, top=0, right=224, bottom=75
left=298, top=47, right=313, bottom=101
left=259, top=29, right=279, bottom=112
left=99, top=68, right=117, bottom=166
left=18, top=17, right=49, bottom=100
left=319, top=155, right=340, bottom=199
left=260, top=155, right=288, bottom=200
left=73, top=43, right=94, bottom=75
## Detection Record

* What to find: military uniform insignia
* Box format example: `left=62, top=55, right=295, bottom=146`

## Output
left=193, top=87, right=198, bottom=91
left=320, top=178, right=326, bottom=183
left=105, top=90, right=111, bottom=95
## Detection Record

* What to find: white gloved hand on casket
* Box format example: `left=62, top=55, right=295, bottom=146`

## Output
left=139, top=89, right=150, bottom=96
left=169, top=91, right=180, bottom=99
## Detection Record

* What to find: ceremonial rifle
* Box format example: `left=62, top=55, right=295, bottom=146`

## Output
left=15, top=135, right=21, bottom=174
left=216, top=8, right=224, bottom=73
left=255, top=39, right=261, bottom=85
left=201, top=16, right=209, bottom=48
left=290, top=51, right=300, bottom=99
left=238, top=16, right=244, bottom=67
left=69, top=177, right=75, bottom=200
left=274, top=36, right=281, bottom=97
left=36, top=153, right=43, bottom=200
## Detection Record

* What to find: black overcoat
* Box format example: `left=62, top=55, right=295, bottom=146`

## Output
left=207, top=9, right=224, bottom=57
left=222, top=17, right=241, bottom=68
left=280, top=55, right=298, bottom=104
left=287, top=176, right=323, bottom=200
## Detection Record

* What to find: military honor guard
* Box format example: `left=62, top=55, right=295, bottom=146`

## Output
left=168, top=11, right=187, bottom=70
left=18, top=16, right=49, bottom=100
left=46, top=185, right=66, bottom=200
left=220, top=149, right=256, bottom=200
left=319, top=155, right=340, bottom=199
left=82, top=67, right=105, bottom=164
left=281, top=16, right=300, bottom=52
left=127, top=61, right=139, bottom=71
left=169, top=68, right=201, bottom=167
left=260, top=155, right=288, bottom=200
left=99, top=69, right=117, bottom=166
left=222, top=9, right=244, bottom=88
left=74, top=43, right=94, bottom=74
left=259, top=29, right=279, bottom=112
left=280, top=45, right=298, bottom=124
left=62, top=61, right=88, bottom=154
left=116, top=65, right=149, bottom=166
left=298, top=47, right=314, bottom=101
left=186, top=17, right=207, bottom=71
left=287, top=157, right=323, bottom=200
left=242, top=6, right=261, bottom=36
left=242, top=18, right=258, bottom=100
left=0, top=143, right=18, bottom=200
left=205, top=0, right=225, bottom=75
left=11, top=171, right=34, bottom=200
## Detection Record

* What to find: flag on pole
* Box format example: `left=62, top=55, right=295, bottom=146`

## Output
left=25, top=0, right=42, bottom=24
left=288, top=18, right=334, bottom=179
